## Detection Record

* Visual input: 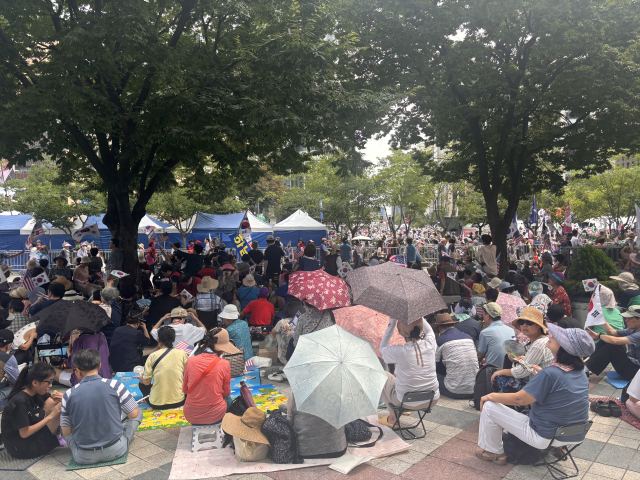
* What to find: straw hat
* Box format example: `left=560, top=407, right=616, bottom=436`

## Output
left=221, top=408, right=270, bottom=445
left=80, top=256, right=92, bottom=264
left=10, top=287, right=28, bottom=299
left=170, top=307, right=188, bottom=318
left=512, top=306, right=548, bottom=334
left=53, top=276, right=73, bottom=291
left=243, top=274, right=256, bottom=287
left=435, top=313, right=457, bottom=326
left=197, top=276, right=219, bottom=293
left=212, top=328, right=240, bottom=354
left=610, top=272, right=638, bottom=290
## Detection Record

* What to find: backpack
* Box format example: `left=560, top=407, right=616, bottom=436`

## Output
left=261, top=410, right=303, bottom=464
left=502, top=431, right=543, bottom=464
left=473, top=364, right=499, bottom=410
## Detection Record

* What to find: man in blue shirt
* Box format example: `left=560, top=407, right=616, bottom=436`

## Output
left=28, top=282, right=64, bottom=316
left=478, top=303, right=513, bottom=367
left=61, top=349, right=142, bottom=465
left=405, top=237, right=417, bottom=265
left=340, top=238, right=352, bottom=264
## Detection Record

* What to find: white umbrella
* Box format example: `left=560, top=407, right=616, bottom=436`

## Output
left=352, top=235, right=372, bottom=241
left=283, top=325, right=388, bottom=428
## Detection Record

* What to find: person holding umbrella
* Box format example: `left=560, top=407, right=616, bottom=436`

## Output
left=378, top=317, right=439, bottom=428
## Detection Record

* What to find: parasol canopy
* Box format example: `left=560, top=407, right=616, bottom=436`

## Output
left=288, top=270, right=351, bottom=310
left=333, top=305, right=404, bottom=357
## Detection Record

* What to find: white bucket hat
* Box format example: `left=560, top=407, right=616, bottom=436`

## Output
left=220, top=304, right=239, bottom=320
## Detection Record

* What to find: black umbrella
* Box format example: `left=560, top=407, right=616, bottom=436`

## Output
left=34, top=300, right=111, bottom=336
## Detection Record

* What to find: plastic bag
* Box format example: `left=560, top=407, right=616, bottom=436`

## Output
left=233, top=437, right=269, bottom=462
left=263, top=334, right=277, bottom=349
left=249, top=356, right=273, bottom=368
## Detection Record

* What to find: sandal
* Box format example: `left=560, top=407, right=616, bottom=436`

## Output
left=268, top=373, right=285, bottom=383
left=608, top=401, right=622, bottom=418
left=378, top=416, right=401, bottom=430
left=597, top=403, right=612, bottom=417
left=590, top=400, right=605, bottom=413
left=475, top=449, right=507, bottom=465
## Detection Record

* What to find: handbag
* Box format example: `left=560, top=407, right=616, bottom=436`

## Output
left=261, top=410, right=303, bottom=464
left=344, top=419, right=383, bottom=448
left=223, top=339, right=245, bottom=378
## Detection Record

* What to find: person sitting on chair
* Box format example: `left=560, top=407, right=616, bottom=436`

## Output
left=139, top=326, right=188, bottom=410
left=191, top=276, right=224, bottom=330
left=378, top=317, right=439, bottom=428
left=60, top=349, right=142, bottom=465
left=476, top=324, right=593, bottom=465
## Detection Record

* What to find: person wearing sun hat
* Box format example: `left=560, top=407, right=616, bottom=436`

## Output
left=151, top=307, right=207, bottom=346
left=237, top=274, right=260, bottom=312
left=222, top=407, right=270, bottom=459
left=220, top=304, right=253, bottom=362
left=491, top=307, right=553, bottom=392
left=434, top=313, right=478, bottom=399
left=182, top=329, right=239, bottom=426
left=192, top=276, right=223, bottom=328
left=476, top=323, right=593, bottom=465
left=610, top=271, right=640, bottom=308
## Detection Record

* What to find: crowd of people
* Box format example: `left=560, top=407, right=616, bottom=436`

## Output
left=0, top=227, right=637, bottom=469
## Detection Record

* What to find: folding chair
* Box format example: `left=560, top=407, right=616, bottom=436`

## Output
left=535, top=421, right=592, bottom=480
left=388, top=390, right=435, bottom=440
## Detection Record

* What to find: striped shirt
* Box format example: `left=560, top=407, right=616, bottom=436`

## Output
left=511, top=336, right=553, bottom=380
left=60, top=375, right=138, bottom=449
left=435, top=327, right=479, bottom=395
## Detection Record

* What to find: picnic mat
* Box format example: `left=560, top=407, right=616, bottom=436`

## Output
left=230, top=374, right=261, bottom=389
left=114, top=372, right=146, bottom=400
left=168, top=414, right=412, bottom=479
left=137, top=385, right=286, bottom=431
left=589, top=397, right=640, bottom=430
left=66, top=452, right=129, bottom=470
left=605, top=371, right=630, bottom=389
left=0, top=449, right=44, bottom=471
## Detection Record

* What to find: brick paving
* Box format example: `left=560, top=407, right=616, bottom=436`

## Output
left=2, top=370, right=636, bottom=480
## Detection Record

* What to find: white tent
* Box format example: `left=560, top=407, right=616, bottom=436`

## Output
left=19, top=214, right=179, bottom=235
left=273, top=209, right=327, bottom=246
left=247, top=211, right=274, bottom=233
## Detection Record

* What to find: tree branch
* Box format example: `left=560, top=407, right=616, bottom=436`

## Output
left=61, top=119, right=108, bottom=180
left=169, top=0, right=198, bottom=48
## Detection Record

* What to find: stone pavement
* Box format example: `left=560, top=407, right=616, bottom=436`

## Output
left=3, top=369, right=638, bottom=480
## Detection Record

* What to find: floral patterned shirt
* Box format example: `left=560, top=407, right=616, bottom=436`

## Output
left=550, top=286, right=572, bottom=316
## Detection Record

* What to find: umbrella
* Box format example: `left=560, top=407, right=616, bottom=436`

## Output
left=346, top=261, right=446, bottom=324
left=288, top=270, right=351, bottom=310
left=496, top=292, right=527, bottom=331
left=34, top=300, right=111, bottom=336
left=283, top=325, right=388, bottom=428
left=352, top=236, right=372, bottom=241
left=333, top=305, right=404, bottom=357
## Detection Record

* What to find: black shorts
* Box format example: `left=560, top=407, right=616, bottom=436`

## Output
left=5, top=428, right=59, bottom=459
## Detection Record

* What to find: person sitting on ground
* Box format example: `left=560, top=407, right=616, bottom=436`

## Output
left=28, top=282, right=65, bottom=317
left=588, top=285, right=625, bottom=339
left=8, top=299, right=31, bottom=334
left=435, top=313, right=478, bottom=399
left=611, top=272, right=640, bottom=309
left=73, top=256, right=101, bottom=297
left=151, top=307, right=207, bottom=347
left=297, top=243, right=320, bottom=272
left=476, top=324, right=593, bottom=465
left=237, top=274, right=260, bottom=312
left=183, top=329, right=239, bottom=425
left=144, top=281, right=181, bottom=334
left=139, top=326, right=188, bottom=409
left=547, top=272, right=572, bottom=317
left=198, top=256, right=218, bottom=279
left=1, top=363, right=63, bottom=459
left=220, top=304, right=253, bottom=362
left=116, top=283, right=138, bottom=326
left=534, top=253, right=554, bottom=282
left=585, top=305, right=640, bottom=381
left=49, top=255, right=72, bottom=282
left=237, top=254, right=251, bottom=273
left=478, top=303, right=514, bottom=367
left=176, top=273, right=202, bottom=303
left=491, top=307, right=554, bottom=392
left=239, top=287, right=275, bottom=327
left=454, top=309, right=482, bottom=346
left=622, top=368, right=640, bottom=420
left=0, top=329, right=19, bottom=388
left=378, top=317, right=439, bottom=428
left=546, top=303, right=581, bottom=329
left=53, top=329, right=111, bottom=387
left=109, top=309, right=150, bottom=373
left=60, top=349, right=142, bottom=465
left=191, top=276, right=224, bottom=330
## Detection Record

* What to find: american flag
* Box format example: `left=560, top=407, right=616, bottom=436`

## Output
left=174, top=341, right=194, bottom=354
left=142, top=225, right=156, bottom=237
left=245, top=359, right=255, bottom=372
left=158, top=233, right=169, bottom=243
left=21, top=275, right=35, bottom=292
left=294, top=247, right=304, bottom=259
left=389, top=254, right=407, bottom=267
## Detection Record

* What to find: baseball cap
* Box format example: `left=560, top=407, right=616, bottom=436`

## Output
left=0, top=329, right=14, bottom=348
left=258, top=287, right=270, bottom=298
left=622, top=305, right=640, bottom=318
left=484, top=303, right=503, bottom=319
left=266, top=235, right=274, bottom=241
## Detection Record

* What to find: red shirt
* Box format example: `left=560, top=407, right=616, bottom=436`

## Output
left=243, top=298, right=274, bottom=326
left=182, top=353, right=230, bottom=425
left=177, top=277, right=202, bottom=297
left=198, top=268, right=217, bottom=279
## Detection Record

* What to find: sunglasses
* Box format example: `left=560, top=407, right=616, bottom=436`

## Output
left=41, top=379, right=54, bottom=385
left=517, top=319, right=536, bottom=327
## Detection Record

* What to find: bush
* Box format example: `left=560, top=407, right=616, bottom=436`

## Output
left=567, top=245, right=618, bottom=282
left=563, top=279, right=623, bottom=299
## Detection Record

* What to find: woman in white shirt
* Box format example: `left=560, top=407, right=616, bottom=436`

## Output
left=378, top=317, right=439, bottom=428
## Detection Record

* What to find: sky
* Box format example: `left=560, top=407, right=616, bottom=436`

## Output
left=360, top=132, right=392, bottom=164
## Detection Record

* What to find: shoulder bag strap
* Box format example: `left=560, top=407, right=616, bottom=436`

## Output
left=152, top=347, right=173, bottom=371
left=349, top=420, right=384, bottom=449
left=186, top=355, right=221, bottom=394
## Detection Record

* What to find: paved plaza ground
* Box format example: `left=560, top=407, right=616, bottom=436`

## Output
left=2, top=368, right=637, bottom=480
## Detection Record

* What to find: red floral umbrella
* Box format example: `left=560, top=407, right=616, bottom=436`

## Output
left=496, top=292, right=527, bottom=331
left=333, top=305, right=404, bottom=358
left=288, top=270, right=351, bottom=310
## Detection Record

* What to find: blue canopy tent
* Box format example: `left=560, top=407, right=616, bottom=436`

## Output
left=273, top=209, right=327, bottom=247
left=188, top=212, right=274, bottom=247
left=0, top=214, right=33, bottom=250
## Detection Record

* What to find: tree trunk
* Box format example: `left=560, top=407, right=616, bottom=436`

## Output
left=182, top=233, right=187, bottom=246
